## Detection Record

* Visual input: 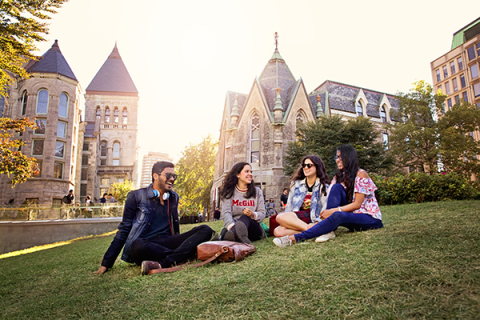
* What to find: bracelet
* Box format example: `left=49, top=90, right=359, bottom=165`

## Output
left=338, top=207, right=341, bottom=212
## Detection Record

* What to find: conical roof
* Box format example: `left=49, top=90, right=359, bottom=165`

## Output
left=258, top=49, right=297, bottom=112
left=26, top=40, right=77, bottom=81
left=86, top=44, right=138, bottom=95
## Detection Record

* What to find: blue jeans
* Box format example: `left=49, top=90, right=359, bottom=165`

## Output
left=294, top=183, right=383, bottom=242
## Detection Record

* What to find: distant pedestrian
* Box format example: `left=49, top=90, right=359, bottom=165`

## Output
left=63, top=190, right=74, bottom=205
left=108, top=194, right=116, bottom=203
left=280, top=188, right=288, bottom=210
left=100, top=193, right=107, bottom=204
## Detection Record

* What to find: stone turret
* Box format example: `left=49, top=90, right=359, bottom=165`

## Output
left=231, top=94, right=239, bottom=127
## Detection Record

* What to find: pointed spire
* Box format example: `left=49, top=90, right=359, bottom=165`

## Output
left=231, top=94, right=240, bottom=117
left=274, top=88, right=283, bottom=111
left=108, top=42, right=121, bottom=59
left=50, top=39, right=61, bottom=52
left=316, top=94, right=323, bottom=118
left=26, top=40, right=77, bottom=81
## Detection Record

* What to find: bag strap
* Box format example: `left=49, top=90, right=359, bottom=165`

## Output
left=148, top=246, right=228, bottom=275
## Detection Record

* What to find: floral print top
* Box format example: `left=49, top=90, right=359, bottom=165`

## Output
left=331, top=169, right=382, bottom=220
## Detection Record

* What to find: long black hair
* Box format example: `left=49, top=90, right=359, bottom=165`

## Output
left=334, top=144, right=359, bottom=203
left=290, top=155, right=330, bottom=196
left=220, top=162, right=256, bottom=200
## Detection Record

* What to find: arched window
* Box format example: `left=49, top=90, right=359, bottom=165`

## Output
left=250, top=113, right=260, bottom=164
left=59, top=92, right=68, bottom=118
left=383, top=133, right=389, bottom=150
left=114, top=107, right=119, bottom=123
left=122, top=108, right=128, bottom=124
left=100, top=142, right=107, bottom=166
left=21, top=91, right=28, bottom=115
left=36, top=89, right=49, bottom=114
left=296, top=112, right=305, bottom=125
left=96, top=106, right=101, bottom=119
left=380, top=106, right=387, bottom=123
left=356, top=101, right=363, bottom=116
left=105, top=107, right=110, bottom=122
left=113, top=142, right=120, bottom=166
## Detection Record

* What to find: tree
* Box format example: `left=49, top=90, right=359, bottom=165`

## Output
left=1, top=0, right=68, bottom=98
left=285, top=115, right=394, bottom=178
left=389, top=80, right=480, bottom=177
left=110, top=180, right=134, bottom=204
left=438, top=100, right=480, bottom=177
left=388, top=81, right=445, bottom=175
left=175, top=135, right=217, bottom=218
left=0, top=117, right=38, bottom=186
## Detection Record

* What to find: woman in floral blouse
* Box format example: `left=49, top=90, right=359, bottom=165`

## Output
left=273, top=144, right=383, bottom=247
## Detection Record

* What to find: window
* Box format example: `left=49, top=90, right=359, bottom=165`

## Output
left=450, top=61, right=456, bottom=75
left=100, top=142, right=107, bottom=157
left=34, top=119, right=46, bottom=135
left=463, top=91, right=468, bottom=102
left=96, top=107, right=101, bottom=119
left=83, top=143, right=89, bottom=151
left=445, top=82, right=451, bottom=94
left=460, top=74, right=466, bottom=88
left=114, top=108, right=119, bottom=123
left=100, top=188, right=108, bottom=196
left=452, top=78, right=458, bottom=92
left=59, top=92, right=68, bottom=118
left=471, top=64, right=479, bottom=79
left=82, top=155, right=88, bottom=166
left=113, top=159, right=120, bottom=166
left=21, top=91, right=28, bottom=115
left=81, top=168, right=87, bottom=180
left=467, top=46, right=476, bottom=61
left=100, top=159, right=106, bottom=166
left=53, top=162, right=63, bottom=179
left=105, top=107, right=110, bottom=122
left=123, top=108, right=128, bottom=124
left=455, top=95, right=459, bottom=104
left=382, top=133, right=388, bottom=150
left=32, top=140, right=44, bottom=156
left=118, top=178, right=124, bottom=183
left=36, top=89, right=49, bottom=114
left=34, top=159, right=42, bottom=177
left=436, top=69, right=441, bottom=82
left=57, top=121, right=67, bottom=138
left=447, top=98, right=452, bottom=108
left=55, top=141, right=65, bottom=158
left=80, top=184, right=87, bottom=197
left=113, top=142, right=120, bottom=165
left=477, top=43, right=480, bottom=56
left=380, top=107, right=387, bottom=123
left=474, top=83, right=480, bottom=98
left=443, top=65, right=448, bottom=78
left=0, top=95, right=4, bottom=117
left=250, top=113, right=260, bottom=164
left=458, top=57, right=463, bottom=71
left=101, top=178, right=109, bottom=185
left=356, top=101, right=363, bottom=116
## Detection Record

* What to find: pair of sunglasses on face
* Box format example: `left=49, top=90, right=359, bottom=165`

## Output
left=157, top=172, right=178, bottom=181
left=302, top=163, right=314, bottom=169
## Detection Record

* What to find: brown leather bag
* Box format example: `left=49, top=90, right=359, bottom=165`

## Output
left=148, top=241, right=256, bottom=274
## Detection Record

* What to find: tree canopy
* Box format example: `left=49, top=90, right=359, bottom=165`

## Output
left=174, top=135, right=217, bottom=216
left=0, top=0, right=68, bottom=98
left=110, top=180, right=134, bottom=204
left=0, top=117, right=38, bottom=186
left=285, top=115, right=394, bottom=178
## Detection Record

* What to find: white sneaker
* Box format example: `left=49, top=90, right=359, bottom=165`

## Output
left=273, top=236, right=292, bottom=248
left=315, top=231, right=336, bottom=243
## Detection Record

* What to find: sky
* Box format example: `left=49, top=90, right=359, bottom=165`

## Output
left=35, top=0, right=480, bottom=162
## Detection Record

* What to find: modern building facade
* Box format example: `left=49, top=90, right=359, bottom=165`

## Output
left=140, top=152, right=173, bottom=188
left=211, top=44, right=399, bottom=211
left=431, top=17, right=480, bottom=142
left=0, top=40, right=82, bottom=206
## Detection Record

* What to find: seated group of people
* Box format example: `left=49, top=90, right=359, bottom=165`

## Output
left=94, top=144, right=383, bottom=276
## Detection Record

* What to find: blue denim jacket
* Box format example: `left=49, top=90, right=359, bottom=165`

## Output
left=284, top=178, right=328, bottom=222
left=101, top=184, right=179, bottom=269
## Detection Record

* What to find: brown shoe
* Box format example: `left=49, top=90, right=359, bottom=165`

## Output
left=141, top=261, right=161, bottom=275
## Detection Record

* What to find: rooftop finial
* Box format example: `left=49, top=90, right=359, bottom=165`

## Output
left=274, top=32, right=279, bottom=51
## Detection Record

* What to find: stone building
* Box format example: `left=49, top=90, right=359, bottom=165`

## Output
left=0, top=40, right=82, bottom=206
left=140, top=152, right=173, bottom=188
left=211, top=45, right=399, bottom=211
left=76, top=44, right=139, bottom=202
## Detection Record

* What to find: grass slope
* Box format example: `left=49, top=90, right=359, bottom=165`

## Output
left=1, top=200, right=479, bottom=319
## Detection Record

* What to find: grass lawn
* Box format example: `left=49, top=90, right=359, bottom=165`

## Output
left=1, top=200, right=480, bottom=319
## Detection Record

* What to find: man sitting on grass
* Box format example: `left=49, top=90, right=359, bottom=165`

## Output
left=94, top=161, right=213, bottom=275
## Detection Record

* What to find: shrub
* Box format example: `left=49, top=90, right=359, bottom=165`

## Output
left=372, top=172, right=480, bottom=206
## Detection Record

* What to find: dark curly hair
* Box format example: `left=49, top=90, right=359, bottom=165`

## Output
left=334, top=144, right=359, bottom=203
left=220, top=162, right=256, bottom=200
left=290, top=155, right=330, bottom=196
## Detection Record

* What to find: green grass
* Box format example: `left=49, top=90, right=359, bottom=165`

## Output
left=1, top=200, right=480, bottom=319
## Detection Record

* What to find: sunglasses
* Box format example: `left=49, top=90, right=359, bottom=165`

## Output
left=302, top=163, right=314, bottom=169
left=157, top=172, right=178, bottom=181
